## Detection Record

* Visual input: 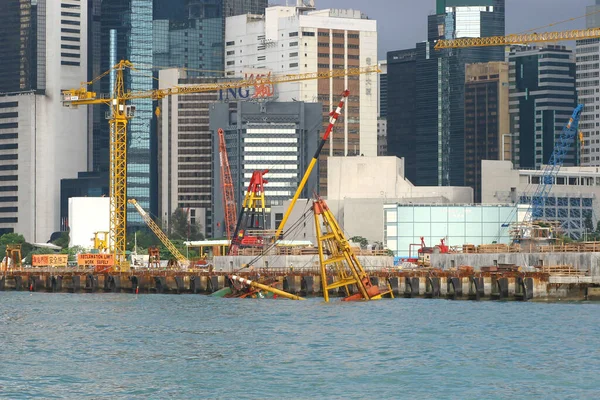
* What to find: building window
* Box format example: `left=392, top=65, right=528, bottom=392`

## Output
left=289, top=32, right=298, bottom=37
left=226, top=41, right=234, bottom=46
left=302, top=31, right=315, bottom=36
left=290, top=42, right=298, bottom=47
left=289, top=63, right=298, bottom=68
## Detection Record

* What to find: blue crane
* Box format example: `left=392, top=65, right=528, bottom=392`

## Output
left=522, top=104, right=584, bottom=223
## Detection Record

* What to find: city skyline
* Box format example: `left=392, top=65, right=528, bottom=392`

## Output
left=305, top=0, right=592, bottom=58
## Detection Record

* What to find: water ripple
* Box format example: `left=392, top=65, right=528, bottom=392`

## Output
left=0, top=293, right=599, bottom=398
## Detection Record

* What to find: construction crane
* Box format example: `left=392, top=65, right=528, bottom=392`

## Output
left=275, top=90, right=350, bottom=239
left=62, top=62, right=379, bottom=270
left=524, top=105, right=584, bottom=223
left=228, top=170, right=269, bottom=256
left=218, top=128, right=237, bottom=241
left=128, top=199, right=190, bottom=268
left=434, top=27, right=600, bottom=49
left=313, top=197, right=393, bottom=302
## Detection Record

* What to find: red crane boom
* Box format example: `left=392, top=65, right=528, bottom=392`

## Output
left=218, top=128, right=237, bottom=241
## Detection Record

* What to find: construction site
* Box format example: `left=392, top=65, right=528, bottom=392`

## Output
left=4, top=23, right=600, bottom=302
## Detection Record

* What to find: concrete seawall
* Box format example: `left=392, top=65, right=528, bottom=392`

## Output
left=431, top=252, right=600, bottom=281
left=1, top=270, right=598, bottom=301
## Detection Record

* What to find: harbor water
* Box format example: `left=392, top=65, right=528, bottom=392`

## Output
left=1, top=293, right=599, bottom=399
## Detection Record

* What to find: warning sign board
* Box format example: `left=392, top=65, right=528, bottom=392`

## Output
left=77, top=254, right=115, bottom=267
left=32, top=254, right=68, bottom=267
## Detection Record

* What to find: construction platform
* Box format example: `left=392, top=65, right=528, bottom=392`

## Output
left=1, top=267, right=599, bottom=301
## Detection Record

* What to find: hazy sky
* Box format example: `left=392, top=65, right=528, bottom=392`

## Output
left=275, top=0, right=595, bottom=59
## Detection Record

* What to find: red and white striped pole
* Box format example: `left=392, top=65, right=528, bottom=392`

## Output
left=274, top=90, right=350, bottom=239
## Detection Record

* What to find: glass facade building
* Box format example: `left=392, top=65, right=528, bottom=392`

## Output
left=384, top=204, right=517, bottom=257
left=90, top=0, right=268, bottom=224
left=0, top=0, right=41, bottom=93
left=388, top=0, right=505, bottom=186
left=387, top=49, right=417, bottom=183
left=508, top=46, right=577, bottom=169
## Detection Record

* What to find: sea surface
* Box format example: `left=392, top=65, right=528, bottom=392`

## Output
left=0, top=293, right=599, bottom=399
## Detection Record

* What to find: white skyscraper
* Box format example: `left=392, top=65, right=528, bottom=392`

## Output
left=0, top=0, right=88, bottom=242
left=224, top=3, right=378, bottom=194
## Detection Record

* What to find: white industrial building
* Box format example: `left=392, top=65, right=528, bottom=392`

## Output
left=224, top=1, right=378, bottom=194
left=68, top=197, right=110, bottom=249
left=482, top=160, right=600, bottom=239
left=0, top=1, right=88, bottom=242
left=269, top=156, right=473, bottom=245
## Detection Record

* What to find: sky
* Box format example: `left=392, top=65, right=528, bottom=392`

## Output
left=275, top=0, right=595, bottom=59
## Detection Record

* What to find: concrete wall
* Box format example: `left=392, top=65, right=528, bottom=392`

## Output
left=431, top=252, right=600, bottom=281
left=213, top=254, right=394, bottom=272
left=327, top=156, right=473, bottom=202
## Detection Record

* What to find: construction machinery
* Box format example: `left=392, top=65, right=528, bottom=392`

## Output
left=228, top=170, right=269, bottom=255
left=218, top=128, right=237, bottom=241
left=524, top=105, right=584, bottom=223
left=434, top=27, right=600, bottom=50
left=128, top=199, right=190, bottom=268
left=62, top=62, right=379, bottom=271
left=1, top=244, right=22, bottom=271
left=313, top=197, right=393, bottom=302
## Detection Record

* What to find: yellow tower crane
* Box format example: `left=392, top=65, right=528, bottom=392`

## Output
left=62, top=61, right=380, bottom=271
left=434, top=27, right=600, bottom=50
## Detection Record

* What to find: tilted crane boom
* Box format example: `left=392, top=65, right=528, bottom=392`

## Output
left=434, top=27, right=600, bottom=49
left=128, top=199, right=190, bottom=268
left=524, top=105, right=584, bottom=223
left=218, top=128, right=237, bottom=241
left=62, top=62, right=379, bottom=270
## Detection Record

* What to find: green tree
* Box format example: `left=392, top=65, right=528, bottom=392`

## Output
left=349, top=236, right=369, bottom=249
left=52, top=231, right=70, bottom=249
left=0, top=233, right=25, bottom=246
left=169, top=208, right=204, bottom=241
left=60, top=245, right=86, bottom=262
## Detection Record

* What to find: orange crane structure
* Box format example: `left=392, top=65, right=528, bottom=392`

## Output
left=217, top=128, right=237, bottom=241
left=62, top=61, right=380, bottom=270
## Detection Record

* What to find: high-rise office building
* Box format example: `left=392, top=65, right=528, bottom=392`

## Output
left=157, top=69, right=226, bottom=238
left=224, top=2, right=378, bottom=195
left=87, top=0, right=269, bottom=223
left=209, top=101, right=320, bottom=238
left=576, top=0, right=600, bottom=166
left=378, top=60, right=387, bottom=118
left=464, top=62, right=509, bottom=203
left=386, top=49, right=417, bottom=183
left=388, top=0, right=505, bottom=187
left=0, top=0, right=88, bottom=242
left=509, top=46, right=577, bottom=169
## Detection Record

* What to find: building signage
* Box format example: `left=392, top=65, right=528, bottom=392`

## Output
left=219, top=72, right=275, bottom=101
left=32, top=254, right=68, bottom=267
left=77, top=253, right=115, bottom=267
